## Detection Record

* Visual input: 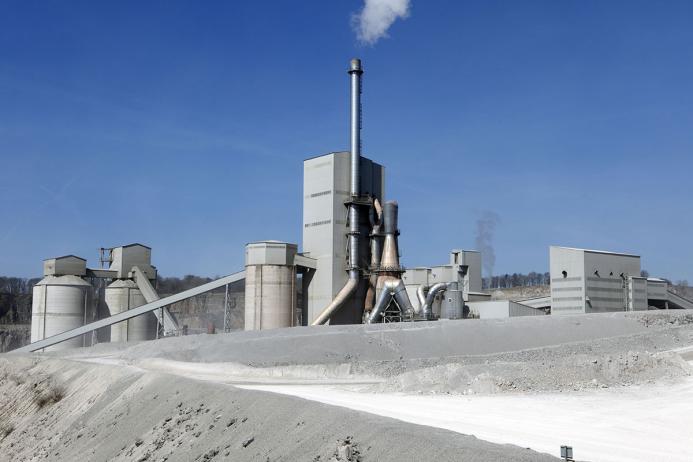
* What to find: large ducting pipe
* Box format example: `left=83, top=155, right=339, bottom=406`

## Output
left=378, top=201, right=400, bottom=274
left=375, top=201, right=403, bottom=295
left=415, top=285, right=426, bottom=314
left=365, top=198, right=383, bottom=313
left=368, top=279, right=412, bottom=323
left=421, top=282, right=449, bottom=320
left=312, top=58, right=365, bottom=326
left=311, top=277, right=359, bottom=326
left=369, top=200, right=416, bottom=323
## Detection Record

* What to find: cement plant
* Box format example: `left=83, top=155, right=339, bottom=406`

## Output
left=2, top=58, right=693, bottom=462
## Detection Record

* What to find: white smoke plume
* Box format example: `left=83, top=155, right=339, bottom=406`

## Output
left=352, top=0, right=411, bottom=45
left=474, top=211, right=500, bottom=280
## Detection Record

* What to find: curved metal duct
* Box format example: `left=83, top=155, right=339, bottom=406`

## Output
left=311, top=277, right=359, bottom=326
left=368, top=279, right=413, bottom=323
left=421, top=282, right=449, bottom=320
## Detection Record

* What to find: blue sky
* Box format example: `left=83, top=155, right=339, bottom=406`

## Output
left=1, top=1, right=692, bottom=281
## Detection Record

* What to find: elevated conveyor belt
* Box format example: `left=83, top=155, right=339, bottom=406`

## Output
left=667, top=291, right=693, bottom=310
left=14, top=270, right=246, bottom=353
left=132, top=266, right=178, bottom=334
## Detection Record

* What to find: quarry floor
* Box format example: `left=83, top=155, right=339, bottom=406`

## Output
left=2, top=310, right=693, bottom=461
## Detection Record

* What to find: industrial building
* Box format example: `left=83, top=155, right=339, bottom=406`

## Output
left=520, top=246, right=693, bottom=313
left=17, top=58, right=693, bottom=354
left=29, top=244, right=179, bottom=351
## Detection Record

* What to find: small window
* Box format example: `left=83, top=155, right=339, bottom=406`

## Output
left=562, top=270, right=568, bottom=278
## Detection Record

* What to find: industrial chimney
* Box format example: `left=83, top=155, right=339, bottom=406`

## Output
left=311, top=59, right=366, bottom=325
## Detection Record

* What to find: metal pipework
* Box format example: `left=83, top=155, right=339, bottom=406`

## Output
left=349, top=58, right=363, bottom=196
left=311, top=58, right=364, bottom=326
left=365, top=198, right=383, bottom=312
left=421, top=282, right=449, bottom=320
left=369, top=199, right=416, bottom=323
left=415, top=285, right=426, bottom=314
left=378, top=201, right=401, bottom=272
left=311, top=277, right=359, bottom=326
left=368, top=279, right=413, bottom=323
left=347, top=58, right=363, bottom=274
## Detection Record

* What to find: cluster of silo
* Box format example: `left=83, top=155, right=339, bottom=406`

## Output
left=30, top=244, right=161, bottom=350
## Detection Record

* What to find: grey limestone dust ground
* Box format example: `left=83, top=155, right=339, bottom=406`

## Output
left=0, top=356, right=558, bottom=461
left=3, top=310, right=693, bottom=461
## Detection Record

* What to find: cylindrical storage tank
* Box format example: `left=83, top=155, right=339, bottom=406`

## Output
left=106, top=279, right=157, bottom=342
left=244, top=241, right=297, bottom=330
left=31, top=275, right=91, bottom=351
left=244, top=265, right=295, bottom=330
left=441, top=282, right=464, bottom=319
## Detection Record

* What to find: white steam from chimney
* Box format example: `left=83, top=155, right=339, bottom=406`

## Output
left=352, top=0, right=411, bottom=45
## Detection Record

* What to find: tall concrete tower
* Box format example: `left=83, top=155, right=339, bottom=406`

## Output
left=302, top=152, right=384, bottom=324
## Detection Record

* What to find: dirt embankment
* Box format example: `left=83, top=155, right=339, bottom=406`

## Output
left=59, top=310, right=693, bottom=396
left=0, top=357, right=558, bottom=461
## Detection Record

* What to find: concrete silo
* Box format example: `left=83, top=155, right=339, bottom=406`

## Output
left=31, top=273, right=91, bottom=351
left=244, top=241, right=297, bottom=330
left=105, top=279, right=157, bottom=342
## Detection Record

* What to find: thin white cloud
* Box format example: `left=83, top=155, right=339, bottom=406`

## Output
left=352, top=0, right=411, bottom=46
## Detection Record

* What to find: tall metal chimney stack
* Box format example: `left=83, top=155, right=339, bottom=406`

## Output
left=311, top=58, right=366, bottom=326
left=347, top=58, right=363, bottom=276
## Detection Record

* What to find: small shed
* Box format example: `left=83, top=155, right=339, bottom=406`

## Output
left=43, top=255, right=87, bottom=277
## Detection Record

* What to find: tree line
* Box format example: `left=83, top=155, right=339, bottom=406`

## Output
left=482, top=272, right=551, bottom=289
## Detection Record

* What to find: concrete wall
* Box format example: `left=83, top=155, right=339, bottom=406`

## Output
left=467, top=300, right=545, bottom=319
left=549, top=247, right=586, bottom=315
left=628, top=276, right=648, bottom=311
left=452, top=250, right=482, bottom=294
left=583, top=250, right=640, bottom=313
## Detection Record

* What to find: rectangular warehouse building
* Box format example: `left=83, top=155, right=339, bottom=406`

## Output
left=550, top=246, right=645, bottom=314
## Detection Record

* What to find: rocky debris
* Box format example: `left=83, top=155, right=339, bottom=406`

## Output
left=380, top=346, right=693, bottom=395
left=241, top=436, right=255, bottom=448
left=638, top=311, right=693, bottom=328
left=198, top=448, right=219, bottom=461
left=331, top=436, right=361, bottom=462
